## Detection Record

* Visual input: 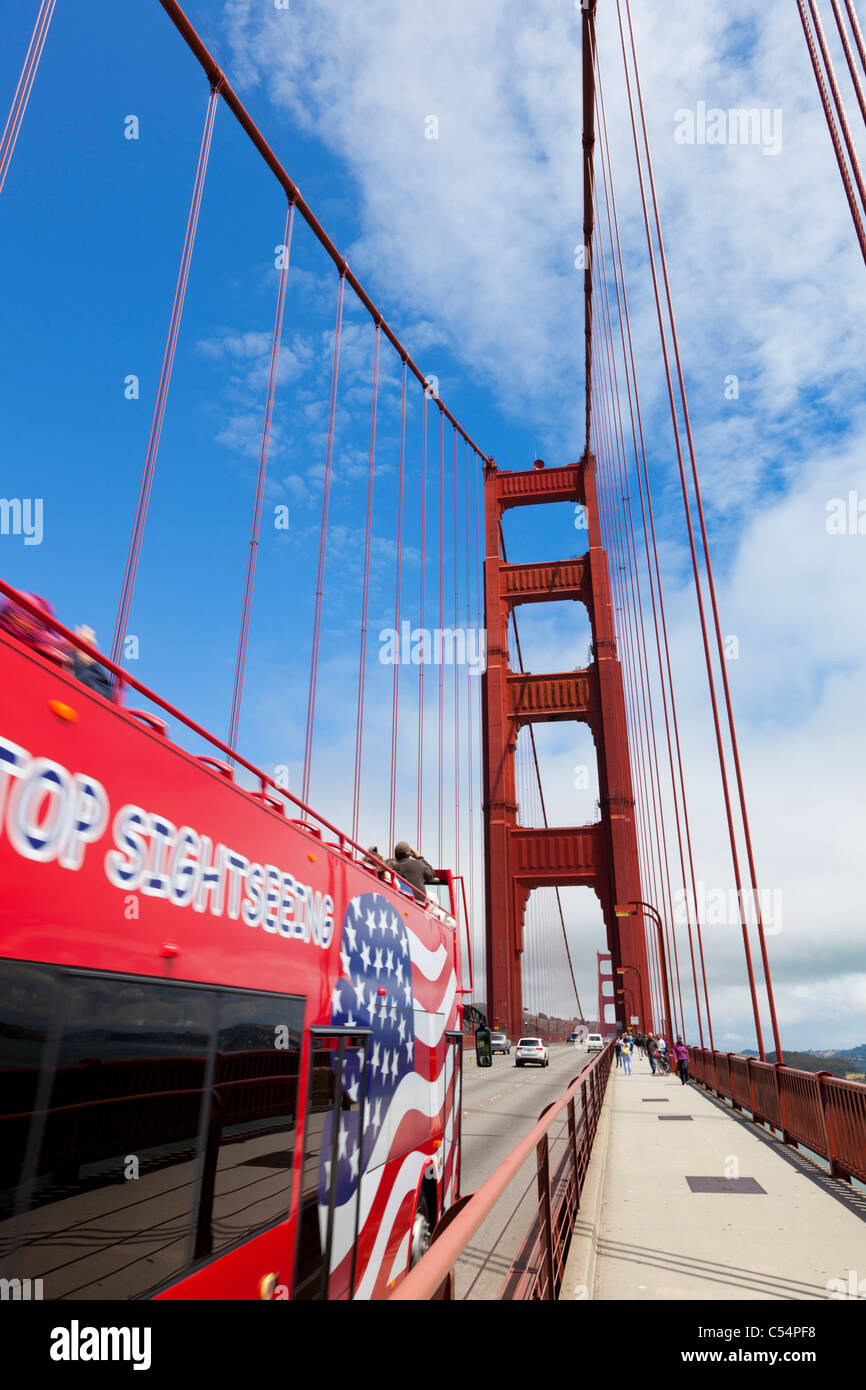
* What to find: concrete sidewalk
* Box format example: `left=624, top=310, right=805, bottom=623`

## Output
left=562, top=1052, right=866, bottom=1300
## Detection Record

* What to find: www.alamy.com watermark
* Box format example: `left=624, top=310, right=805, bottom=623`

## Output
left=379, top=622, right=486, bottom=674
left=1, top=497, right=43, bottom=546
left=674, top=102, right=782, bottom=156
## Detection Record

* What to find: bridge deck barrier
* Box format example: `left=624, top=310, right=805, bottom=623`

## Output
left=689, top=1047, right=866, bottom=1183
left=389, top=1043, right=614, bottom=1300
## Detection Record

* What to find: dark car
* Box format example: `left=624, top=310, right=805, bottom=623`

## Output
left=490, top=1032, right=511, bottom=1055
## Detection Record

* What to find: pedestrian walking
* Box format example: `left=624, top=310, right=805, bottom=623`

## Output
left=645, top=1034, right=657, bottom=1074
left=673, top=1036, right=690, bottom=1085
left=621, top=1034, right=632, bottom=1076
left=615, top=1036, right=622, bottom=1068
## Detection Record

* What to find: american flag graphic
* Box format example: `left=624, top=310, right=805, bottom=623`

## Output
left=319, top=889, right=460, bottom=1299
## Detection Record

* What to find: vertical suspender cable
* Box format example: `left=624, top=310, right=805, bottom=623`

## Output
left=473, top=449, right=484, bottom=996
left=582, top=0, right=597, bottom=452
left=805, top=0, right=866, bottom=212
left=594, top=228, right=694, bottom=1040
left=623, top=0, right=780, bottom=1055
left=453, top=429, right=461, bottom=878
left=438, top=408, right=445, bottom=866
left=595, top=54, right=715, bottom=1045
left=417, top=391, right=428, bottom=849
left=301, top=271, right=346, bottom=806
left=112, top=84, right=220, bottom=673
left=388, top=359, right=408, bottom=854
left=0, top=0, right=56, bottom=195
left=831, top=0, right=866, bottom=126
left=464, top=440, right=475, bottom=983
left=352, top=322, right=381, bottom=842
left=621, top=0, right=780, bottom=1057
left=228, top=199, right=295, bottom=755
left=844, top=0, right=866, bottom=77
left=593, top=275, right=689, bottom=1040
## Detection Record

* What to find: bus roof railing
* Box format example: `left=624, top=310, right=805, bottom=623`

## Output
left=0, top=575, right=432, bottom=908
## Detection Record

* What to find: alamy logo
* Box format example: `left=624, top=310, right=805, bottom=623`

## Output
left=379, top=621, right=486, bottom=674
left=674, top=102, right=783, bottom=156
left=0, top=497, right=43, bottom=546
left=673, top=882, right=783, bottom=935
left=827, top=1271, right=866, bottom=1299
left=826, top=491, right=866, bottom=534
left=0, top=1276, right=43, bottom=1300
left=50, top=1321, right=152, bottom=1371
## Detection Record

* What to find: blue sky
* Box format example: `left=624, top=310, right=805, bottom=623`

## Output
left=2, top=0, right=866, bottom=1050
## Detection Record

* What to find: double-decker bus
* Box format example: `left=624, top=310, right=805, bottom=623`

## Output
left=0, top=596, right=466, bottom=1300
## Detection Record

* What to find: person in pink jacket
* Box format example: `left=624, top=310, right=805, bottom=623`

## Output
left=673, top=1036, right=690, bottom=1085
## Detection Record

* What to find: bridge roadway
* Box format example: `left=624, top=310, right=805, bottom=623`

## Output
left=456, top=1040, right=589, bottom=1299
left=561, top=1048, right=866, bottom=1301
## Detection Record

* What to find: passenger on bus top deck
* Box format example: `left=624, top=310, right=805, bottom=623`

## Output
left=386, top=842, right=436, bottom=904
left=0, top=595, right=118, bottom=704
left=0, top=592, right=70, bottom=666
left=363, top=846, right=387, bottom=881
left=71, top=625, right=117, bottom=702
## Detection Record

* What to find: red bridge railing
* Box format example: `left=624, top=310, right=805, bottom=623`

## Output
left=688, top=1047, right=866, bottom=1184
left=389, top=1042, right=614, bottom=1301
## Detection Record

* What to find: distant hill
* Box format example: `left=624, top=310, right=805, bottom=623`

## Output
left=740, top=1046, right=866, bottom=1080
left=812, top=1044, right=866, bottom=1070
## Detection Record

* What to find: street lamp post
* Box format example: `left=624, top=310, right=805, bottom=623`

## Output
left=615, top=984, right=637, bottom=1028
left=616, top=965, right=644, bottom=1029
left=616, top=900, right=674, bottom=1048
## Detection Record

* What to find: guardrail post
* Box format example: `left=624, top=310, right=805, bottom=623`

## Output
left=727, top=1053, right=741, bottom=1110
left=746, top=1057, right=761, bottom=1127
left=776, top=1062, right=795, bottom=1146
left=537, top=1134, right=555, bottom=1299
left=816, top=1071, right=851, bottom=1183
left=567, top=1094, right=580, bottom=1206
left=771, top=1063, right=783, bottom=1138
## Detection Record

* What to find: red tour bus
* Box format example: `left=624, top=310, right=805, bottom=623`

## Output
left=0, top=597, right=466, bottom=1301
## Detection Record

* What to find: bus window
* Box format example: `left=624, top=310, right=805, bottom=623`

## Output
left=0, top=965, right=305, bottom=1299
left=425, top=877, right=453, bottom=915
left=292, top=1029, right=369, bottom=1301
left=0, top=961, right=58, bottom=1219
left=8, top=970, right=212, bottom=1299
left=198, top=992, right=303, bottom=1258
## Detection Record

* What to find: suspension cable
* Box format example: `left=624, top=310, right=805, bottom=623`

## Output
left=388, top=359, right=408, bottom=855
left=301, top=272, right=346, bottom=806
left=351, top=322, right=381, bottom=842
left=0, top=0, right=56, bottom=196
left=111, top=84, right=220, bottom=673
left=228, top=199, right=296, bottom=755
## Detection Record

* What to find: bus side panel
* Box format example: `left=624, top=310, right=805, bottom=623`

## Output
left=155, top=1216, right=296, bottom=1301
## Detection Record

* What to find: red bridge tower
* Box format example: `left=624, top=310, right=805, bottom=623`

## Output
left=481, top=451, right=652, bottom=1041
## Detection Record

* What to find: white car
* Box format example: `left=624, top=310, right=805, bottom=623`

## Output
left=515, top=1037, right=549, bottom=1067
left=585, top=1033, right=604, bottom=1052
